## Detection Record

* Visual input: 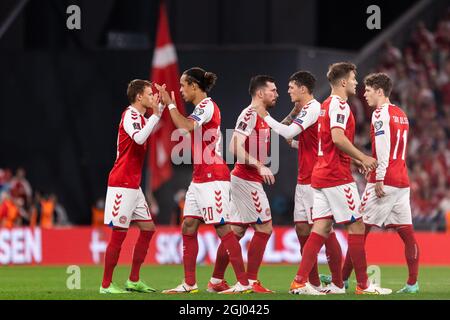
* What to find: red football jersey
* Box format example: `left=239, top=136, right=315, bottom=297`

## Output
left=311, top=95, right=355, bottom=188
left=231, top=106, right=271, bottom=182
left=108, top=106, right=148, bottom=189
left=292, top=99, right=321, bottom=185
left=368, top=104, right=410, bottom=187
left=187, top=97, right=230, bottom=183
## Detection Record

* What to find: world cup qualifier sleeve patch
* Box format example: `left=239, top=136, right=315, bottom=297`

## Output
left=336, top=114, right=345, bottom=124
left=133, top=122, right=141, bottom=130
left=237, top=121, right=247, bottom=131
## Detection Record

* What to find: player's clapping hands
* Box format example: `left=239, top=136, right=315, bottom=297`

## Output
left=154, top=83, right=176, bottom=106
left=149, top=92, right=161, bottom=117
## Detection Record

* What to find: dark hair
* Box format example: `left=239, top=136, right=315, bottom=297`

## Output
left=183, top=67, right=217, bottom=92
left=364, top=73, right=393, bottom=97
left=127, top=79, right=152, bottom=104
left=327, top=62, right=357, bottom=85
left=289, top=71, right=316, bottom=94
left=248, top=75, right=275, bottom=97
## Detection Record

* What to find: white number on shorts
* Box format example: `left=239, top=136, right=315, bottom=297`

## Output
left=392, top=129, right=407, bottom=160
left=202, top=207, right=213, bottom=222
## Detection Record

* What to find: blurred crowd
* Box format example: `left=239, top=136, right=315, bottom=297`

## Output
left=353, top=9, right=450, bottom=230
left=0, top=167, right=70, bottom=229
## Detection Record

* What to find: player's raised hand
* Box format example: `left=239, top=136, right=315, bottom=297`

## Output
left=375, top=181, right=386, bottom=198
left=150, top=93, right=161, bottom=117
left=258, top=165, right=275, bottom=185
left=154, top=83, right=174, bottom=106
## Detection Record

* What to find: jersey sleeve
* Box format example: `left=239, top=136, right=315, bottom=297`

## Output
left=188, top=100, right=214, bottom=127
left=293, top=102, right=321, bottom=130
left=234, top=108, right=257, bottom=136
left=329, top=99, right=350, bottom=130
left=372, top=108, right=391, bottom=181
left=123, top=109, right=160, bottom=145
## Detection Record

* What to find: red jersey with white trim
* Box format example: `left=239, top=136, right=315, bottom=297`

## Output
left=311, top=95, right=355, bottom=188
left=368, top=104, right=410, bottom=187
left=292, top=99, right=320, bottom=185
left=231, top=106, right=271, bottom=183
left=187, top=97, right=230, bottom=183
left=108, top=106, right=147, bottom=189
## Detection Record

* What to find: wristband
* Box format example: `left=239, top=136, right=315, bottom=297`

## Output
left=168, top=103, right=177, bottom=110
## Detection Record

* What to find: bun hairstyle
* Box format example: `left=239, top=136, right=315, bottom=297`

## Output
left=183, top=67, right=217, bottom=92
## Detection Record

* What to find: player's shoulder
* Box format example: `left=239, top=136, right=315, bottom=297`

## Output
left=238, top=105, right=257, bottom=120
left=371, top=104, right=390, bottom=121
left=123, top=106, right=140, bottom=119
left=304, top=99, right=321, bottom=112
left=329, top=95, right=349, bottom=110
left=197, top=97, right=215, bottom=110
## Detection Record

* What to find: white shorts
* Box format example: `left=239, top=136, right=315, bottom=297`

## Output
left=229, top=175, right=271, bottom=225
left=183, top=180, right=232, bottom=225
left=104, top=187, right=152, bottom=229
left=312, top=182, right=362, bottom=224
left=293, top=184, right=314, bottom=225
left=360, top=184, right=412, bottom=228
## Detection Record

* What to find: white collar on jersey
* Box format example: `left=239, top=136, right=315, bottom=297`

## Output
left=129, top=105, right=145, bottom=116
left=330, top=94, right=347, bottom=102
left=304, top=98, right=317, bottom=106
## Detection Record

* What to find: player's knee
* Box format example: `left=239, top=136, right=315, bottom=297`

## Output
left=182, top=218, right=198, bottom=234
left=295, top=223, right=311, bottom=237
left=347, top=219, right=365, bottom=234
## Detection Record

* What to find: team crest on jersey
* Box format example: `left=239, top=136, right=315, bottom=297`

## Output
left=133, top=122, right=141, bottom=130
left=374, top=121, right=383, bottom=131
left=119, top=216, right=127, bottom=224
left=300, top=110, right=307, bottom=118
left=336, top=114, right=345, bottom=124
left=237, top=121, right=248, bottom=131
left=265, top=208, right=271, bottom=217
left=193, top=107, right=205, bottom=116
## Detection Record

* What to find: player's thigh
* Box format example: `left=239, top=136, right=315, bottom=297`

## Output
left=182, top=182, right=203, bottom=222
left=191, top=180, right=232, bottom=225
left=324, top=183, right=362, bottom=224
left=104, top=186, right=139, bottom=229
left=230, top=175, right=271, bottom=225
left=294, top=184, right=314, bottom=225
left=360, top=183, right=395, bottom=228
left=131, top=188, right=154, bottom=229
left=311, top=187, right=332, bottom=222
left=385, top=187, right=412, bottom=227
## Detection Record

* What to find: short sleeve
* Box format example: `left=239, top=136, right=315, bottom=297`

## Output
left=293, top=101, right=321, bottom=130
left=123, top=109, right=143, bottom=139
left=188, top=99, right=214, bottom=127
left=329, top=98, right=350, bottom=130
left=234, top=108, right=257, bottom=136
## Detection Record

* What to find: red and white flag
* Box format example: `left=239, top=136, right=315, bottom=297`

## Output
left=148, top=1, right=185, bottom=191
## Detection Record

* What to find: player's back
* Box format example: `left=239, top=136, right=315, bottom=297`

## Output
left=231, top=106, right=271, bottom=183
left=311, top=95, right=355, bottom=188
left=295, top=99, right=320, bottom=185
left=369, top=104, right=409, bottom=187
left=108, top=107, right=147, bottom=189
left=190, top=98, right=230, bottom=183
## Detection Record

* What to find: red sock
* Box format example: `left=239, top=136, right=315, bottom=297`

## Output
left=342, top=226, right=370, bottom=281
left=129, top=230, right=155, bottom=282
left=183, top=233, right=198, bottom=286
left=221, top=231, right=249, bottom=286
left=295, top=232, right=326, bottom=284
left=297, top=234, right=320, bottom=287
left=397, top=226, right=419, bottom=285
left=325, top=232, right=343, bottom=288
left=247, top=232, right=271, bottom=281
left=102, top=230, right=127, bottom=288
left=348, top=234, right=368, bottom=289
left=212, top=234, right=241, bottom=279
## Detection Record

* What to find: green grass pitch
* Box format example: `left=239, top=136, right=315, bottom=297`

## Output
left=1, top=264, right=449, bottom=300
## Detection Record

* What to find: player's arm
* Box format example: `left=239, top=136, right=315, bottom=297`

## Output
left=373, top=111, right=391, bottom=197
left=229, top=131, right=275, bottom=185
left=281, top=102, right=302, bottom=125
left=123, top=95, right=161, bottom=145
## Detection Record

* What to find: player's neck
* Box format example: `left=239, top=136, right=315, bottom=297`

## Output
left=377, top=98, right=390, bottom=108
left=193, top=93, right=208, bottom=106
left=131, top=103, right=146, bottom=115
left=330, top=89, right=348, bottom=101
left=300, top=95, right=314, bottom=106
